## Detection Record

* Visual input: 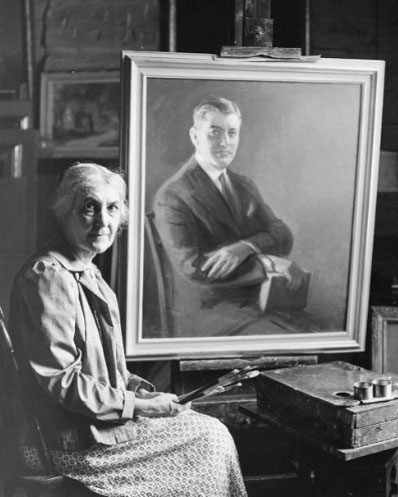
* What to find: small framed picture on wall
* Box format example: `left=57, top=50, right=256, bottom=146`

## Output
left=40, top=71, right=120, bottom=158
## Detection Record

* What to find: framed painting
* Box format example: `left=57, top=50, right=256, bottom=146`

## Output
left=120, top=51, right=385, bottom=359
left=371, top=307, right=398, bottom=375
left=40, top=71, right=120, bottom=158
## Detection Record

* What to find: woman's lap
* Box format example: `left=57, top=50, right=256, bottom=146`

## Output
left=22, top=411, right=247, bottom=497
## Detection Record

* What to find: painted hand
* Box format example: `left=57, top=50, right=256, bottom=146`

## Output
left=267, top=256, right=305, bottom=291
left=201, top=242, right=253, bottom=280
left=285, top=261, right=306, bottom=291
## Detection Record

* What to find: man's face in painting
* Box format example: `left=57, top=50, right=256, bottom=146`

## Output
left=189, top=110, right=241, bottom=170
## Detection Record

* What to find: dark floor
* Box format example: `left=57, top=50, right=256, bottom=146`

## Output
left=0, top=475, right=24, bottom=497
left=0, top=475, right=386, bottom=497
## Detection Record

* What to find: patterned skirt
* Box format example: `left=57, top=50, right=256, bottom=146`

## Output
left=22, top=411, right=248, bottom=497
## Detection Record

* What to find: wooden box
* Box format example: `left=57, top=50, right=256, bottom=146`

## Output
left=255, top=361, right=398, bottom=449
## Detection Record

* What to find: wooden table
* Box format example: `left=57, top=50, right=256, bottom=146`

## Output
left=241, top=361, right=398, bottom=496
left=241, top=403, right=398, bottom=496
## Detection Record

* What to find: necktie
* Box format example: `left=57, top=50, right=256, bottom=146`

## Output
left=219, top=172, right=239, bottom=218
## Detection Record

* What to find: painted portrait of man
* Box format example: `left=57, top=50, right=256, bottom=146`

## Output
left=150, top=96, right=314, bottom=337
left=120, top=54, right=384, bottom=358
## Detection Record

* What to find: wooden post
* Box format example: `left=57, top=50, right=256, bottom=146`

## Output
left=234, top=0, right=244, bottom=46
left=245, top=0, right=271, bottom=18
left=168, top=0, right=177, bottom=52
left=243, top=0, right=273, bottom=47
left=21, top=0, right=35, bottom=100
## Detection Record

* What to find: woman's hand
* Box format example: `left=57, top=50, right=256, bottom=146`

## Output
left=136, top=388, right=161, bottom=399
left=134, top=391, right=191, bottom=418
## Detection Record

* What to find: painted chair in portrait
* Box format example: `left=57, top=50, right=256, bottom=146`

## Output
left=144, top=212, right=174, bottom=337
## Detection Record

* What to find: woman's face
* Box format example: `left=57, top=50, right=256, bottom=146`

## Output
left=64, top=184, right=122, bottom=262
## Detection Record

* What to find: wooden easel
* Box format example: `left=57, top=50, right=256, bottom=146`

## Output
left=235, top=0, right=273, bottom=47
left=171, top=0, right=310, bottom=397
left=168, top=4, right=313, bottom=493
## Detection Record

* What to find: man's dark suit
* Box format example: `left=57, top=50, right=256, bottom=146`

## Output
left=152, top=156, right=294, bottom=337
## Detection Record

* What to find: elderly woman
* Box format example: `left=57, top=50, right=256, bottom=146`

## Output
left=8, top=163, right=247, bottom=497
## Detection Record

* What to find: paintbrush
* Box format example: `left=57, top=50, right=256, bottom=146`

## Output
left=178, top=367, right=260, bottom=404
left=177, top=367, right=241, bottom=404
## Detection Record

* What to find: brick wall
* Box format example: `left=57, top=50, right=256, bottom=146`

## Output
left=35, top=0, right=164, bottom=72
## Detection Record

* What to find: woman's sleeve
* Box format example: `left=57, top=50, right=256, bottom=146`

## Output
left=16, top=260, right=136, bottom=423
left=126, top=374, right=155, bottom=393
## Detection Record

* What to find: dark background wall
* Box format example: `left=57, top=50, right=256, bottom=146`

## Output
left=0, top=0, right=398, bottom=383
left=0, top=0, right=23, bottom=95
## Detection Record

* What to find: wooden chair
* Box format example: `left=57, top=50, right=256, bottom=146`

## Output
left=0, top=305, right=96, bottom=497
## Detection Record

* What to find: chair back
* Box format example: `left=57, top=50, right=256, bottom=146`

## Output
left=0, top=304, right=55, bottom=476
left=0, top=305, right=100, bottom=497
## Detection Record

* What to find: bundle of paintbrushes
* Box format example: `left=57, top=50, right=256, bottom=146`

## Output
left=177, top=365, right=261, bottom=404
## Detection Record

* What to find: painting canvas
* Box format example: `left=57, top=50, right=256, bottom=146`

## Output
left=40, top=71, right=120, bottom=158
left=120, top=51, right=385, bottom=359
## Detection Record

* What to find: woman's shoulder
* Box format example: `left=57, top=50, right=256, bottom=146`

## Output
left=31, top=252, right=64, bottom=273
left=11, top=251, right=79, bottom=311
left=16, top=247, right=72, bottom=284
left=17, top=233, right=86, bottom=279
